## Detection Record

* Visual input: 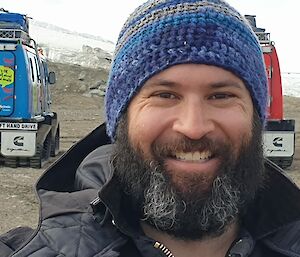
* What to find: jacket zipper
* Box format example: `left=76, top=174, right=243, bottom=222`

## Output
left=154, top=242, right=175, bottom=257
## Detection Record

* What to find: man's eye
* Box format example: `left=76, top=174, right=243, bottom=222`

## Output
left=210, top=93, right=234, bottom=100
left=155, top=92, right=177, bottom=99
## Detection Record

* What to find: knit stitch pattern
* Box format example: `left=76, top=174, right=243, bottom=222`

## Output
left=105, top=0, right=268, bottom=139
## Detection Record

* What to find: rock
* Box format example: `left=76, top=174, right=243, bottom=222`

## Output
left=95, top=80, right=103, bottom=87
left=78, top=84, right=87, bottom=93
left=82, top=45, right=93, bottom=53
left=48, top=61, right=109, bottom=95
left=83, top=89, right=105, bottom=97
left=78, top=71, right=86, bottom=81
left=98, top=84, right=107, bottom=94
left=44, top=44, right=112, bottom=70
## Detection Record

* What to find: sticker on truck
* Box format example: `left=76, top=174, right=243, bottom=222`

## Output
left=0, top=122, right=38, bottom=130
left=1, top=131, right=36, bottom=157
left=263, top=131, right=294, bottom=157
left=0, top=51, right=15, bottom=116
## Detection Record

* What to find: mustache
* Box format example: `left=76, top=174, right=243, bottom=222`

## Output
left=152, top=136, right=232, bottom=160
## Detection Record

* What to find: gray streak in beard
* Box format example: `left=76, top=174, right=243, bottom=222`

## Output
left=143, top=164, right=177, bottom=230
left=143, top=170, right=241, bottom=234
left=199, top=176, right=240, bottom=231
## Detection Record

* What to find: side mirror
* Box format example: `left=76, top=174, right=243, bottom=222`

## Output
left=48, top=71, right=56, bottom=84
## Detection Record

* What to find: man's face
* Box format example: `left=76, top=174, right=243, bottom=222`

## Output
left=113, top=64, right=265, bottom=240
left=128, top=64, right=253, bottom=183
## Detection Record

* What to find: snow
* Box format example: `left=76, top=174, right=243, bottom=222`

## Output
left=282, top=74, right=300, bottom=97
left=29, top=20, right=114, bottom=69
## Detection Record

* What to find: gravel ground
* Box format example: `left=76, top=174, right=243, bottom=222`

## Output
left=0, top=93, right=105, bottom=233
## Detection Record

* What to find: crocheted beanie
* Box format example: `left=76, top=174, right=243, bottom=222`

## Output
left=105, top=0, right=268, bottom=139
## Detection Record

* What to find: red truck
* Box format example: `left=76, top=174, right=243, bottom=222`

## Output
left=246, top=15, right=295, bottom=169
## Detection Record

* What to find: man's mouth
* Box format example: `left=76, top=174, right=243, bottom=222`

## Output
left=162, top=148, right=220, bottom=175
left=173, top=151, right=212, bottom=162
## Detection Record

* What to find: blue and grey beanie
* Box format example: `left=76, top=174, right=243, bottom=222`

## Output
left=105, top=0, right=268, bottom=139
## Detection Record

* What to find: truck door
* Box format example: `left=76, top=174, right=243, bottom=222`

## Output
left=28, top=52, right=42, bottom=116
left=0, top=51, right=15, bottom=116
left=263, top=45, right=283, bottom=120
left=264, top=52, right=272, bottom=117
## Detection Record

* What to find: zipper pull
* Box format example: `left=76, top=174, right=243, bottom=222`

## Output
left=154, top=242, right=175, bottom=257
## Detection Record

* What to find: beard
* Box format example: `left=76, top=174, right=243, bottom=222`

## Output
left=112, top=112, right=265, bottom=240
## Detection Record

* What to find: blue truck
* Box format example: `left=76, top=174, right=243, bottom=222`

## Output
left=0, top=10, right=59, bottom=168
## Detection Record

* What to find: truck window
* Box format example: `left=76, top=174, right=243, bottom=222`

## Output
left=28, top=57, right=35, bottom=82
left=27, top=52, right=39, bottom=83
left=33, top=56, right=40, bottom=82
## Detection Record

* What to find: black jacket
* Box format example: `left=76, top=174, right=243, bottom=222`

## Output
left=1, top=123, right=300, bottom=257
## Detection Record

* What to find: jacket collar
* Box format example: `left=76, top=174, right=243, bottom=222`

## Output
left=98, top=173, right=143, bottom=237
left=244, top=159, right=300, bottom=239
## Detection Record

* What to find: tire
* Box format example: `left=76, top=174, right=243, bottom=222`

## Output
left=268, top=157, right=293, bottom=170
left=4, top=157, right=18, bottom=168
left=50, top=126, right=60, bottom=157
left=30, top=133, right=51, bottom=169
left=19, top=157, right=29, bottom=167
left=279, top=159, right=293, bottom=170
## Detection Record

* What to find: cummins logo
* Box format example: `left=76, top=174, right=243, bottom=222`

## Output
left=273, top=137, right=283, bottom=147
left=13, top=136, right=24, bottom=147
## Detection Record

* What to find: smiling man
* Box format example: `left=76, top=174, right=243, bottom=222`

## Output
left=2, top=0, right=300, bottom=257
left=113, top=64, right=262, bottom=242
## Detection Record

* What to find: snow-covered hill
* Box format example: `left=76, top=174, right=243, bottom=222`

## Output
left=30, top=20, right=114, bottom=69
left=282, top=74, right=300, bottom=97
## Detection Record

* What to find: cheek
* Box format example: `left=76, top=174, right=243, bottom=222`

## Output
left=128, top=108, right=172, bottom=154
left=217, top=109, right=253, bottom=149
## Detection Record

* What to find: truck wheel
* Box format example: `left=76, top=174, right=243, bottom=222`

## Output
left=30, top=134, right=51, bottom=168
left=268, top=157, right=293, bottom=170
left=279, top=158, right=293, bottom=169
left=50, top=126, right=60, bottom=157
left=4, top=157, right=18, bottom=168
left=19, top=158, right=29, bottom=167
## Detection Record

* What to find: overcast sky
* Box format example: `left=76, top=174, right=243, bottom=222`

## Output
left=1, top=0, right=299, bottom=73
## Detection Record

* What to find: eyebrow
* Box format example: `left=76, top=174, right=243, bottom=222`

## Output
left=209, top=80, right=244, bottom=90
left=144, top=79, right=178, bottom=88
left=144, top=79, right=244, bottom=90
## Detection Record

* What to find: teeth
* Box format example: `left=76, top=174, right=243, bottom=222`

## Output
left=175, top=151, right=211, bottom=161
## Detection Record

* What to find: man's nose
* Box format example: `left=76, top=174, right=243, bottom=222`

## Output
left=172, top=102, right=215, bottom=140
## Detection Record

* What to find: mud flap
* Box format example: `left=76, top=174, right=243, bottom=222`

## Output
left=1, top=130, right=36, bottom=157
left=264, top=119, right=295, bottom=169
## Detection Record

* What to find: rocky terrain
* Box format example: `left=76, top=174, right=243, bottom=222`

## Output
left=0, top=61, right=300, bottom=235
